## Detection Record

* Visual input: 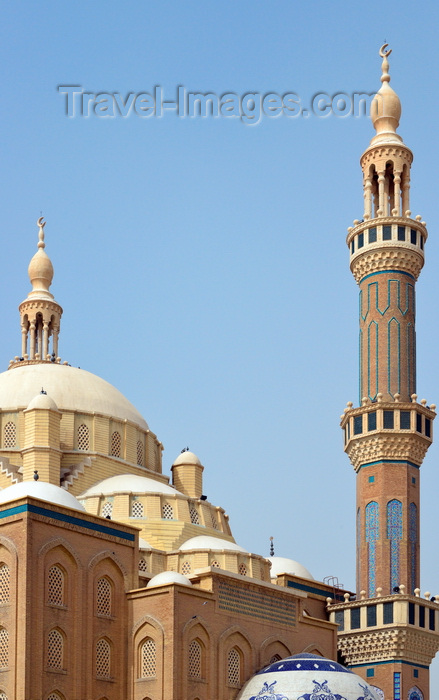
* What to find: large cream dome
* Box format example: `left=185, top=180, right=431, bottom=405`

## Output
left=0, top=363, right=148, bottom=430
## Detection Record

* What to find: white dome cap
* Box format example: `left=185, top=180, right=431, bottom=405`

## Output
left=0, top=363, right=148, bottom=430
left=172, top=451, right=201, bottom=466
left=79, top=474, right=180, bottom=498
left=0, top=481, right=85, bottom=512
left=146, top=571, right=192, bottom=588
left=180, top=535, right=247, bottom=553
left=268, top=556, right=314, bottom=580
left=237, top=653, right=380, bottom=700
left=26, top=392, right=59, bottom=412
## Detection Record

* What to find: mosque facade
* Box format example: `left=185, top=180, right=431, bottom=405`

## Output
left=0, top=47, right=438, bottom=700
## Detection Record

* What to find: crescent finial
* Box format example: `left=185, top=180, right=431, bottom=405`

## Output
left=379, top=43, right=392, bottom=58
left=37, top=216, right=46, bottom=249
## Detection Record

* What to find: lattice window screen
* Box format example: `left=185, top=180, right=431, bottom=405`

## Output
left=0, top=565, right=10, bottom=603
left=3, top=422, right=16, bottom=448
left=239, top=563, right=247, bottom=576
left=47, top=565, right=64, bottom=606
left=110, top=431, right=121, bottom=457
left=210, top=511, right=219, bottom=530
left=181, top=561, right=191, bottom=575
left=102, top=502, right=113, bottom=518
left=137, top=440, right=144, bottom=466
left=211, top=560, right=220, bottom=568
left=188, top=640, right=202, bottom=678
left=131, top=501, right=144, bottom=518
left=47, top=694, right=63, bottom=700
left=47, top=629, right=63, bottom=669
left=141, top=638, right=156, bottom=678
left=162, top=503, right=173, bottom=520
left=189, top=504, right=200, bottom=525
left=96, top=638, right=111, bottom=678
left=0, top=692, right=7, bottom=700
left=227, top=647, right=241, bottom=687
left=0, top=629, right=8, bottom=669
left=96, top=577, right=112, bottom=617
left=139, top=558, right=148, bottom=572
left=269, top=654, right=281, bottom=663
left=77, top=423, right=90, bottom=450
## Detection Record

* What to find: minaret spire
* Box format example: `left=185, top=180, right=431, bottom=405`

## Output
left=9, top=218, right=63, bottom=368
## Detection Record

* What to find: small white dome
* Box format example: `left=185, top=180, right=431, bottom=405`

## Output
left=26, top=392, right=59, bottom=411
left=180, top=535, right=247, bottom=553
left=268, top=556, right=314, bottom=580
left=139, top=537, right=152, bottom=550
left=172, top=451, right=201, bottom=466
left=146, top=571, right=192, bottom=588
left=0, top=481, right=85, bottom=512
left=79, top=474, right=180, bottom=498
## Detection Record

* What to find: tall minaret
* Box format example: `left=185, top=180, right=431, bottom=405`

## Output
left=329, top=47, right=439, bottom=700
left=9, top=217, right=63, bottom=368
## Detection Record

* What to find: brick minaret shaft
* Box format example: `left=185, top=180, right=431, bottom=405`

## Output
left=340, top=46, right=435, bottom=599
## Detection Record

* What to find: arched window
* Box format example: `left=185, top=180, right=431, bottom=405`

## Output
left=136, top=440, right=144, bottom=466
left=140, top=638, right=156, bottom=678
left=110, top=431, right=121, bottom=457
left=3, top=422, right=16, bottom=448
left=131, top=500, right=144, bottom=518
left=409, top=502, right=418, bottom=594
left=162, top=503, right=173, bottom=520
left=181, top=561, right=191, bottom=575
left=189, top=504, right=200, bottom=525
left=96, top=577, right=112, bottom=617
left=408, top=689, right=423, bottom=700
left=47, top=693, right=64, bottom=700
left=47, top=629, right=63, bottom=669
left=387, top=499, right=403, bottom=591
left=0, top=564, right=10, bottom=603
left=102, top=501, right=113, bottom=518
left=77, top=423, right=90, bottom=450
left=227, top=647, right=241, bottom=687
left=47, top=565, right=65, bottom=606
left=0, top=629, right=8, bottom=669
left=269, top=654, right=282, bottom=663
left=188, top=639, right=202, bottom=679
left=0, top=692, right=7, bottom=700
left=365, top=501, right=379, bottom=597
left=96, top=638, right=111, bottom=679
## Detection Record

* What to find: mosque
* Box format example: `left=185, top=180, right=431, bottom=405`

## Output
left=0, top=46, right=438, bottom=700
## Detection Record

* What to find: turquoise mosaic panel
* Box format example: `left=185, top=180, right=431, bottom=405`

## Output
left=387, top=500, right=403, bottom=592
left=366, top=501, right=379, bottom=597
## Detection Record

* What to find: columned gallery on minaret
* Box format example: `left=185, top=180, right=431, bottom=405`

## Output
left=0, top=47, right=437, bottom=700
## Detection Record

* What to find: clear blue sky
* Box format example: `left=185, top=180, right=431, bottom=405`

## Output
left=2, top=0, right=439, bottom=689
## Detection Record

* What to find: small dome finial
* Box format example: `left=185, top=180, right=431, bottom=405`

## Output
left=370, top=44, right=402, bottom=145
left=27, top=217, right=54, bottom=299
left=269, top=536, right=274, bottom=557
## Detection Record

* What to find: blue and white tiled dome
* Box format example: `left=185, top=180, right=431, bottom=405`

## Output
left=237, top=653, right=380, bottom=700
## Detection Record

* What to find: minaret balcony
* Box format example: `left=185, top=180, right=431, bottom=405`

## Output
left=327, top=592, right=439, bottom=666
left=346, top=217, right=427, bottom=282
left=340, top=398, right=435, bottom=471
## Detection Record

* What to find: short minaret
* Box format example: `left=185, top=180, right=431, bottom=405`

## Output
left=22, top=391, right=62, bottom=484
left=10, top=217, right=63, bottom=367
left=171, top=450, right=204, bottom=499
left=333, top=47, right=439, bottom=700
